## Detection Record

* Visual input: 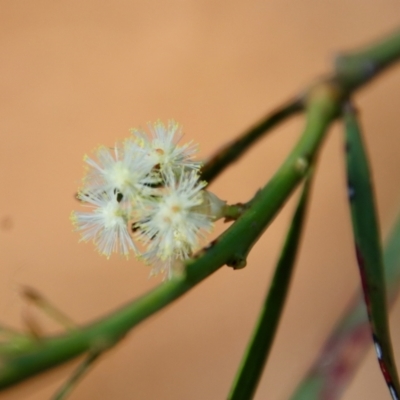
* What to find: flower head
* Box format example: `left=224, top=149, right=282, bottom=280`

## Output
left=134, top=169, right=213, bottom=276
left=83, top=139, right=156, bottom=201
left=71, top=189, right=136, bottom=258
left=131, top=120, right=201, bottom=175
left=72, top=120, right=225, bottom=279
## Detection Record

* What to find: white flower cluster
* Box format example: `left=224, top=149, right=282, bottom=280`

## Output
left=71, top=120, right=225, bottom=278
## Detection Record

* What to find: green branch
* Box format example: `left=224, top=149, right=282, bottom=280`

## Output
left=336, top=28, right=400, bottom=92
left=200, top=98, right=303, bottom=184
left=229, top=172, right=314, bottom=400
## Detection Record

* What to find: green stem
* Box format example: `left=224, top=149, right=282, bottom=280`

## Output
left=201, top=98, right=303, bottom=184
left=335, top=28, right=400, bottom=92
left=229, top=172, right=314, bottom=400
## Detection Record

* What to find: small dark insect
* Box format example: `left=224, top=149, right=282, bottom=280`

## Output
left=115, top=191, right=123, bottom=202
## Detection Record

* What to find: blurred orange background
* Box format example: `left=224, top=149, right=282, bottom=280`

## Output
left=1, top=1, right=400, bottom=399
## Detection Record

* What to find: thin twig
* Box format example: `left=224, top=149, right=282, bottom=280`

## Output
left=201, top=97, right=303, bottom=184
left=52, top=352, right=101, bottom=400
left=22, top=286, right=76, bottom=331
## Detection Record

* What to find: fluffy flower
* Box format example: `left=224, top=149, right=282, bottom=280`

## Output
left=71, top=189, right=136, bottom=258
left=72, top=120, right=226, bottom=278
left=135, top=169, right=214, bottom=276
left=83, top=139, right=156, bottom=201
left=131, top=120, right=201, bottom=174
